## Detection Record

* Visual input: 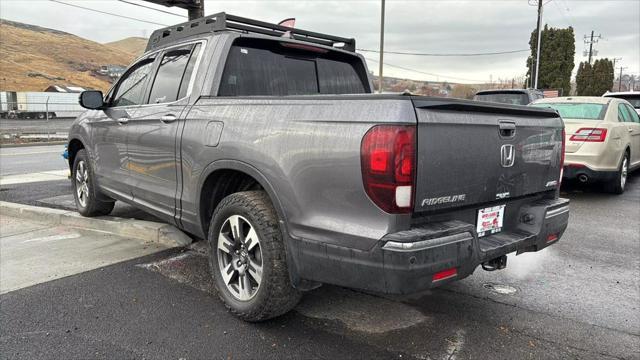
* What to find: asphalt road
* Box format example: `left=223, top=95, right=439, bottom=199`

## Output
left=1, top=145, right=639, bottom=359
left=0, top=144, right=67, bottom=176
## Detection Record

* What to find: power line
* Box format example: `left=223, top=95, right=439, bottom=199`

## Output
left=117, top=0, right=187, bottom=18
left=357, top=48, right=529, bottom=57
left=49, top=0, right=169, bottom=26
left=364, top=56, right=486, bottom=83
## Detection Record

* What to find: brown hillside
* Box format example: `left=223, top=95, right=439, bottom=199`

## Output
left=105, top=37, right=147, bottom=57
left=0, top=19, right=137, bottom=92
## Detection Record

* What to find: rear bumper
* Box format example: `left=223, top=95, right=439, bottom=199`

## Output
left=288, top=198, right=569, bottom=294
left=563, top=164, right=617, bottom=183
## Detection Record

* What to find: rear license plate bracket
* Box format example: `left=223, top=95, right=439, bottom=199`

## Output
left=476, top=204, right=505, bottom=237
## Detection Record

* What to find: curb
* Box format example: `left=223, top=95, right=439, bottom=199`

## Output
left=0, top=201, right=192, bottom=247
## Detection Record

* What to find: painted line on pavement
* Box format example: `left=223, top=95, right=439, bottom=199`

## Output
left=0, top=150, right=62, bottom=156
left=0, top=170, right=69, bottom=186
left=22, top=233, right=81, bottom=244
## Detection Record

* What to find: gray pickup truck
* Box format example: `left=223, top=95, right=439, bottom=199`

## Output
left=70, top=13, right=569, bottom=321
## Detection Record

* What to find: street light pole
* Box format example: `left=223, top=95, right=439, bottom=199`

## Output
left=533, top=0, right=543, bottom=89
left=378, top=0, right=385, bottom=93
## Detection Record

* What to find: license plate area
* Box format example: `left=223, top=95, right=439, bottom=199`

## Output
left=476, top=205, right=505, bottom=237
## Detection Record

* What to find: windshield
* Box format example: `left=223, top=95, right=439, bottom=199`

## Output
left=531, top=102, right=607, bottom=120
left=474, top=92, right=530, bottom=105
left=606, top=94, right=640, bottom=108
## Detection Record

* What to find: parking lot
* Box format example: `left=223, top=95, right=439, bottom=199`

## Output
left=0, top=144, right=638, bottom=359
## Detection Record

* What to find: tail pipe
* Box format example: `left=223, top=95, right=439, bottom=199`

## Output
left=578, top=174, right=588, bottom=183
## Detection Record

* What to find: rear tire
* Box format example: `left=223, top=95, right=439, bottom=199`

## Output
left=207, top=191, right=301, bottom=322
left=605, top=152, right=629, bottom=195
left=72, top=149, right=115, bottom=216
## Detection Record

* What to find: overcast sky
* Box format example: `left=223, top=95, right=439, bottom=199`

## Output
left=1, top=0, right=638, bottom=83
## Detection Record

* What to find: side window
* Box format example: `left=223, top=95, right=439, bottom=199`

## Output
left=618, top=103, right=631, bottom=122
left=147, top=44, right=200, bottom=104
left=626, top=104, right=640, bottom=123
left=110, top=58, right=155, bottom=107
left=178, top=43, right=202, bottom=100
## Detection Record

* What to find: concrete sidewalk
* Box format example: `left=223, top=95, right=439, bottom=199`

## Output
left=0, top=214, right=171, bottom=294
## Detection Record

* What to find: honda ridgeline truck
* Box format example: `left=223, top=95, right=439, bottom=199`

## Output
left=69, top=13, right=569, bottom=321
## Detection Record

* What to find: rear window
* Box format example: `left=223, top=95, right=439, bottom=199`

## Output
left=474, top=92, right=530, bottom=105
left=605, top=94, right=640, bottom=108
left=531, top=102, right=607, bottom=120
left=218, top=38, right=369, bottom=96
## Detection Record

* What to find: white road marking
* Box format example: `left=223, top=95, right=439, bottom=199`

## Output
left=0, top=170, right=69, bottom=186
left=0, top=150, right=61, bottom=156
left=22, top=233, right=81, bottom=244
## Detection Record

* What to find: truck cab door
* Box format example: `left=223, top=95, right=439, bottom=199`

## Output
left=126, top=43, right=203, bottom=223
left=92, top=56, right=156, bottom=199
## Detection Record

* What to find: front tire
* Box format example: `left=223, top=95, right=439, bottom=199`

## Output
left=605, top=152, right=629, bottom=194
left=72, top=149, right=115, bottom=216
left=208, top=191, right=301, bottom=322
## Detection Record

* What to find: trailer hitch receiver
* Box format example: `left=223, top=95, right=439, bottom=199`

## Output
left=482, top=255, right=507, bottom=271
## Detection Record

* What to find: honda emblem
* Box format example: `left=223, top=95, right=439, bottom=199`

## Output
left=500, top=144, right=515, bottom=168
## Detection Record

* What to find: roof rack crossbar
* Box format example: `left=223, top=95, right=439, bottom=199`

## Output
left=146, top=12, right=356, bottom=52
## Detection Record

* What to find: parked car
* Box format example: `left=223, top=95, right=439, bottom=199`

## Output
left=68, top=13, right=569, bottom=321
left=473, top=89, right=544, bottom=105
left=603, top=91, right=640, bottom=115
left=531, top=96, right=640, bottom=193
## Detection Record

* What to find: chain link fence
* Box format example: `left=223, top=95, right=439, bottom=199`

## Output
left=1, top=94, right=83, bottom=144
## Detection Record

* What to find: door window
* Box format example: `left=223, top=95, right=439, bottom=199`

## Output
left=625, top=104, right=640, bottom=123
left=618, top=103, right=632, bottom=122
left=110, top=58, right=155, bottom=107
left=147, top=44, right=201, bottom=104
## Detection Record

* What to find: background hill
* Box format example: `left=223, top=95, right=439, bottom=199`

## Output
left=0, top=19, right=137, bottom=92
left=104, top=37, right=147, bottom=57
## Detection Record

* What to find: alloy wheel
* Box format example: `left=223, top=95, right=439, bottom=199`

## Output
left=75, top=160, right=89, bottom=207
left=217, top=215, right=263, bottom=301
left=621, top=157, right=628, bottom=190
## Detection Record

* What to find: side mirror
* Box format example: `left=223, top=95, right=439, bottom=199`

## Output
left=79, top=90, right=105, bottom=110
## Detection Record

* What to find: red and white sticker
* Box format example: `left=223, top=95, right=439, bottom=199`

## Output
left=477, top=205, right=505, bottom=237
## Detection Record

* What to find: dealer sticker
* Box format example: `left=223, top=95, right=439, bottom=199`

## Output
left=477, top=205, right=505, bottom=237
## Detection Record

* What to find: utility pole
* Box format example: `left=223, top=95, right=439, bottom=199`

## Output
left=142, top=0, right=204, bottom=20
left=187, top=0, right=203, bottom=20
left=612, top=57, right=622, bottom=70
left=583, top=31, right=602, bottom=65
left=618, top=67, right=627, bottom=91
left=533, top=0, right=543, bottom=89
left=378, top=0, right=385, bottom=94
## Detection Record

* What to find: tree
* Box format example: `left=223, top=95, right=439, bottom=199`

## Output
left=525, top=25, right=575, bottom=96
left=451, top=84, right=477, bottom=99
left=576, top=62, right=592, bottom=95
left=575, top=58, right=614, bottom=95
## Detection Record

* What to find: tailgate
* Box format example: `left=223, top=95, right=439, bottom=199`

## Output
left=411, top=98, right=563, bottom=212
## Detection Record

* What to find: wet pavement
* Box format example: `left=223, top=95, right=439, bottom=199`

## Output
left=0, top=174, right=638, bottom=359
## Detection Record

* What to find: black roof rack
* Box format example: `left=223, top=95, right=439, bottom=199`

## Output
left=146, top=12, right=356, bottom=52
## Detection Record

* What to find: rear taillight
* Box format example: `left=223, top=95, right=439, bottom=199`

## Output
left=569, top=128, right=607, bottom=142
left=361, top=125, right=415, bottom=213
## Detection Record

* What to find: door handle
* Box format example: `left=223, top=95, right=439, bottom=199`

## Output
left=161, top=114, right=177, bottom=123
left=116, top=117, right=129, bottom=124
left=498, top=121, right=516, bottom=138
